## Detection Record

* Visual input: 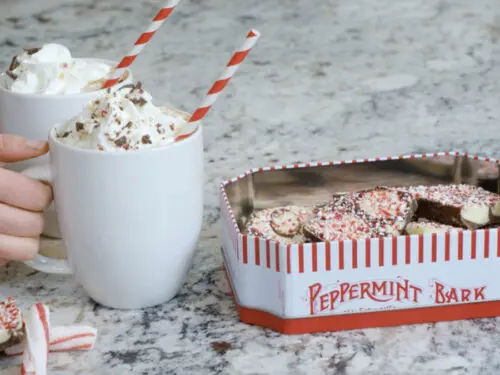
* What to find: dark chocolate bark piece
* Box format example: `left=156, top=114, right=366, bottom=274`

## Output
left=398, top=184, right=500, bottom=229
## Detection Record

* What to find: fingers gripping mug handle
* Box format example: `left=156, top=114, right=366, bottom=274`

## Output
left=21, top=165, right=72, bottom=275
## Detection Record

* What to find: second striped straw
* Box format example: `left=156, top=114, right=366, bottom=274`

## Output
left=101, top=0, right=181, bottom=89
left=175, top=29, right=261, bottom=142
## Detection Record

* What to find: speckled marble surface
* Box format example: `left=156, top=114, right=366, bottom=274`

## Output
left=1, top=0, right=500, bottom=373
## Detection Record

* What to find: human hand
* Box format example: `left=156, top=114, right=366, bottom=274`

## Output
left=0, top=135, right=53, bottom=265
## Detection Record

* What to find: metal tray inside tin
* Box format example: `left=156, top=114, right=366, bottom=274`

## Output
left=224, top=156, right=500, bottom=231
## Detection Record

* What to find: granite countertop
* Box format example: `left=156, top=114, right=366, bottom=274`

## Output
left=1, top=0, right=500, bottom=373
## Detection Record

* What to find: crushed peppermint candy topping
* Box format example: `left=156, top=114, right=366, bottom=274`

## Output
left=303, top=190, right=412, bottom=241
left=312, top=188, right=417, bottom=238
left=55, top=82, right=188, bottom=151
left=356, top=189, right=414, bottom=218
left=395, top=184, right=500, bottom=208
left=0, top=297, right=23, bottom=346
left=270, top=208, right=302, bottom=237
left=244, top=205, right=320, bottom=244
left=304, top=209, right=373, bottom=241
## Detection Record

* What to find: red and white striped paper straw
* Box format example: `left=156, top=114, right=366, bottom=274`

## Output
left=102, top=0, right=181, bottom=89
left=174, top=28, right=261, bottom=142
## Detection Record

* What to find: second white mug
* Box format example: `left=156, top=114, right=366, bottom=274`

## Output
left=0, top=59, right=133, bottom=238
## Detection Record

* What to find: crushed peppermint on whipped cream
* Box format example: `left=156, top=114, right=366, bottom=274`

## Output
left=4, top=43, right=112, bottom=94
left=55, top=82, right=187, bottom=151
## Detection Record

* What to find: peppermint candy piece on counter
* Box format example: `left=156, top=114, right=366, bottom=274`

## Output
left=6, top=325, right=97, bottom=356
left=0, top=297, right=24, bottom=352
left=21, top=303, right=50, bottom=375
left=270, top=208, right=301, bottom=237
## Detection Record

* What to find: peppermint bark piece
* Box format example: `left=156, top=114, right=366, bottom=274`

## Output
left=304, top=188, right=417, bottom=241
left=352, top=187, right=417, bottom=236
left=400, top=184, right=500, bottom=229
left=405, top=219, right=463, bottom=235
left=244, top=205, right=319, bottom=244
left=0, top=297, right=24, bottom=352
left=303, top=207, right=374, bottom=242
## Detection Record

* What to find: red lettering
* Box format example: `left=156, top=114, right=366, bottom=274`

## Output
left=474, top=287, right=486, bottom=300
left=329, top=290, right=340, bottom=310
left=433, top=281, right=487, bottom=304
left=309, top=279, right=484, bottom=316
left=372, top=281, right=387, bottom=296
left=339, top=283, right=350, bottom=302
left=349, top=284, right=359, bottom=300
left=448, top=288, right=458, bottom=303
left=395, top=280, right=409, bottom=301
left=409, top=286, right=423, bottom=302
left=367, top=281, right=393, bottom=302
left=461, top=289, right=471, bottom=302
left=308, top=283, right=322, bottom=315
left=320, top=294, right=329, bottom=312
left=307, top=278, right=424, bottom=316
left=359, top=282, right=370, bottom=299
left=434, top=282, right=446, bottom=304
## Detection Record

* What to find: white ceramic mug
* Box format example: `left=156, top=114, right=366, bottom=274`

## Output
left=0, top=59, right=133, bottom=238
left=23, top=119, right=204, bottom=309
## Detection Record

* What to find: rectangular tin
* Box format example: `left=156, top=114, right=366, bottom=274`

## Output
left=220, top=152, right=500, bottom=334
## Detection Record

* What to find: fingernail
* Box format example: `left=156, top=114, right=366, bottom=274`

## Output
left=26, top=140, right=47, bottom=151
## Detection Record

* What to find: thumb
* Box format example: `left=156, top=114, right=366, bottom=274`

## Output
left=0, top=134, right=49, bottom=163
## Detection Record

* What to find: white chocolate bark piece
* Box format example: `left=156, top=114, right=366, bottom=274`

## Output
left=270, top=208, right=301, bottom=237
left=405, top=219, right=462, bottom=235
left=244, top=205, right=319, bottom=244
left=461, top=205, right=490, bottom=229
left=490, top=200, right=500, bottom=224
left=0, top=297, right=23, bottom=352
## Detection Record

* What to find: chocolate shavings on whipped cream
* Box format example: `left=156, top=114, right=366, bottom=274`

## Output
left=55, top=82, right=187, bottom=151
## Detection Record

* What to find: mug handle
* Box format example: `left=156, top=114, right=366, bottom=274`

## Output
left=21, top=165, right=72, bottom=275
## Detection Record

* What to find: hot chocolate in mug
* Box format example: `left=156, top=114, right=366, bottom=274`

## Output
left=22, top=118, right=203, bottom=309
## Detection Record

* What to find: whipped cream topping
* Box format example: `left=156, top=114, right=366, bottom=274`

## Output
left=4, top=43, right=112, bottom=94
left=56, top=82, right=188, bottom=151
